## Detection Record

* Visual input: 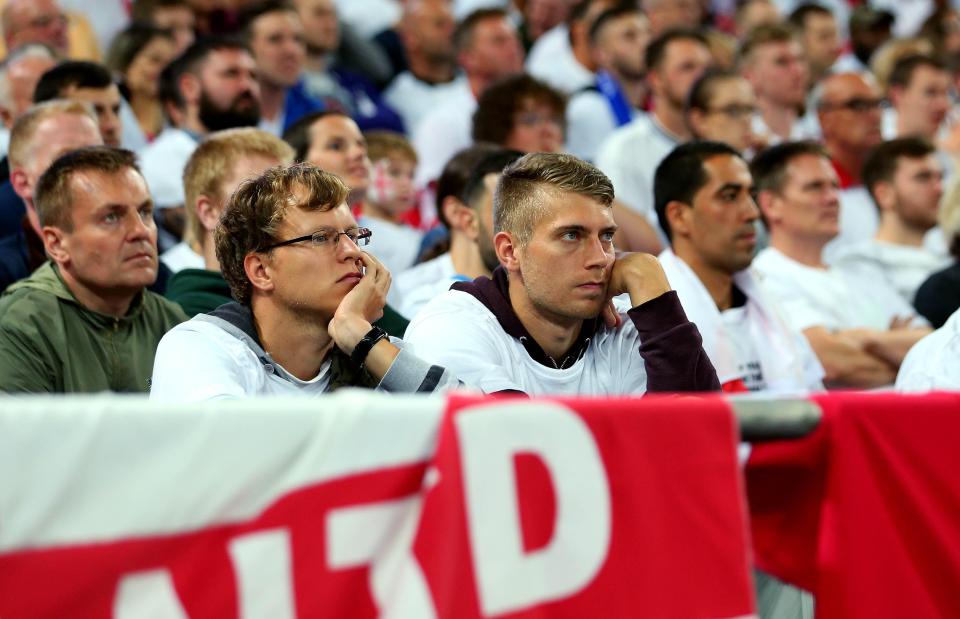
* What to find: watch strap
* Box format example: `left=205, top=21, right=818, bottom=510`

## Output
left=350, top=326, right=388, bottom=368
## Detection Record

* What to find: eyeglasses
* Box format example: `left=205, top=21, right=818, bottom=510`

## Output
left=259, top=227, right=372, bottom=252
left=515, top=111, right=564, bottom=128
left=818, top=97, right=887, bottom=113
left=705, top=104, right=757, bottom=119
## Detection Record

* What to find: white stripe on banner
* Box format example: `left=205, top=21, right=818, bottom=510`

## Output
left=0, top=390, right=444, bottom=551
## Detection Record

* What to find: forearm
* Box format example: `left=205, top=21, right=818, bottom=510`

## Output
left=630, top=291, right=721, bottom=393
left=803, top=328, right=897, bottom=388
left=864, top=328, right=933, bottom=368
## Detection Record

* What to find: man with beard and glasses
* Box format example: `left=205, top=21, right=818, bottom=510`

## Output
left=394, top=148, right=521, bottom=320
left=139, top=36, right=262, bottom=273
left=404, top=152, right=719, bottom=396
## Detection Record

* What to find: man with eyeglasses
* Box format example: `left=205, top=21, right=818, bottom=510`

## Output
left=813, top=71, right=885, bottom=258
left=150, top=163, right=460, bottom=400
left=1, top=0, right=68, bottom=58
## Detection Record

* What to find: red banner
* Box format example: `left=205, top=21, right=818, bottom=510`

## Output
left=0, top=393, right=755, bottom=618
left=747, top=391, right=960, bottom=619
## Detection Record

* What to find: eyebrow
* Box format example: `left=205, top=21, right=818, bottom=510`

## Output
left=714, top=182, right=750, bottom=194
left=553, top=223, right=619, bottom=234
left=95, top=199, right=153, bottom=213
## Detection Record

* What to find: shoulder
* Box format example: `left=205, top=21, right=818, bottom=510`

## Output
left=596, top=115, right=652, bottom=160
left=0, top=284, right=63, bottom=338
left=142, top=291, right=188, bottom=326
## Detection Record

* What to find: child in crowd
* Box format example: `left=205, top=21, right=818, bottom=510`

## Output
left=359, top=131, right=424, bottom=278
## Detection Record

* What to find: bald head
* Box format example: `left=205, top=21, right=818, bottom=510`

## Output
left=0, top=50, right=57, bottom=127
left=2, top=0, right=68, bottom=56
left=816, top=72, right=884, bottom=153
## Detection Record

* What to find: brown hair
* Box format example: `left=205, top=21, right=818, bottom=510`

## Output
left=216, top=162, right=350, bottom=305
left=494, top=152, right=613, bottom=246
left=364, top=130, right=417, bottom=164
left=472, top=73, right=566, bottom=146
left=737, top=23, right=797, bottom=67
left=183, top=127, right=294, bottom=248
left=35, top=146, right=141, bottom=230
left=8, top=100, right=97, bottom=169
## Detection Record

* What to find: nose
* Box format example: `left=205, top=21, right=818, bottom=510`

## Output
left=127, top=210, right=156, bottom=243
left=584, top=236, right=614, bottom=269
left=336, top=231, right=363, bottom=260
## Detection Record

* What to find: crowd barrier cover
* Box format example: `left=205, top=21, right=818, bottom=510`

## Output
left=1, top=390, right=959, bottom=618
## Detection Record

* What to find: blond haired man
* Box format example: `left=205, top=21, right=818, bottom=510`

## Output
left=165, top=128, right=294, bottom=316
left=0, top=99, right=102, bottom=291
left=150, top=163, right=459, bottom=400
left=404, top=152, right=719, bottom=395
left=0, top=146, right=186, bottom=392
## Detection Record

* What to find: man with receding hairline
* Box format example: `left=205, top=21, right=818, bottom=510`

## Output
left=0, top=146, right=186, bottom=393
left=405, top=152, right=718, bottom=395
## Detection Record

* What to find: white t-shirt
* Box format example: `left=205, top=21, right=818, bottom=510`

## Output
left=160, top=241, right=204, bottom=273
left=751, top=113, right=811, bottom=147
left=594, top=112, right=679, bottom=238
left=150, top=318, right=333, bottom=402
left=720, top=306, right=767, bottom=392
left=831, top=239, right=951, bottom=305
left=359, top=215, right=423, bottom=285
left=411, top=80, right=476, bottom=188
left=565, top=89, right=638, bottom=162
left=822, top=186, right=878, bottom=261
left=383, top=72, right=469, bottom=137
left=404, top=289, right=649, bottom=395
left=753, top=247, right=920, bottom=332
left=525, top=24, right=594, bottom=95
left=896, top=307, right=960, bottom=392
left=393, top=253, right=463, bottom=319
left=139, top=128, right=198, bottom=209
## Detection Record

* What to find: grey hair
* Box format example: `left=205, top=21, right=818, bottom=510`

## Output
left=0, top=44, right=56, bottom=109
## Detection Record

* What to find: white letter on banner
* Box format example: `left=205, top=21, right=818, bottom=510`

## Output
left=327, top=495, right=436, bottom=619
left=456, top=401, right=612, bottom=616
left=228, top=528, right=296, bottom=619
left=113, top=569, right=189, bottom=619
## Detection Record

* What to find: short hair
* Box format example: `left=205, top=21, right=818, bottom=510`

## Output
left=8, top=99, right=96, bottom=168
left=787, top=3, right=833, bottom=31
left=183, top=127, right=295, bottom=247
left=365, top=130, right=417, bottom=164
left=33, top=61, right=115, bottom=103
left=434, top=143, right=503, bottom=228
left=131, top=0, right=191, bottom=22
left=282, top=110, right=351, bottom=162
left=861, top=137, right=936, bottom=204
left=454, top=7, right=510, bottom=54
left=238, top=0, right=298, bottom=41
left=216, top=163, right=350, bottom=305
left=0, top=44, right=56, bottom=108
left=645, top=28, right=708, bottom=72
left=685, top=68, right=742, bottom=113
left=472, top=73, right=566, bottom=145
left=105, top=23, right=176, bottom=75
left=161, top=35, right=251, bottom=109
left=939, top=176, right=960, bottom=258
left=494, top=152, right=613, bottom=246
left=888, top=54, right=946, bottom=90
left=589, top=5, right=641, bottom=45
left=461, top=149, right=523, bottom=209
left=34, top=146, right=141, bottom=230
left=749, top=140, right=828, bottom=194
left=869, top=37, right=935, bottom=93
left=738, top=22, right=797, bottom=66
left=654, top=141, right=741, bottom=241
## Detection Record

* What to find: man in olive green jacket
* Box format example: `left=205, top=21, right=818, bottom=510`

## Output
left=0, top=146, right=186, bottom=393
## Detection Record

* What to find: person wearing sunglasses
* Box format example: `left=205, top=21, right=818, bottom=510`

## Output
left=150, top=163, right=459, bottom=400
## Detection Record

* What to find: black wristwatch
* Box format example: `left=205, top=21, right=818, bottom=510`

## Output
left=350, top=326, right=388, bottom=368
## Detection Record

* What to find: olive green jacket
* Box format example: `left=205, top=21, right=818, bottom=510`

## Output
left=0, top=262, right=187, bottom=393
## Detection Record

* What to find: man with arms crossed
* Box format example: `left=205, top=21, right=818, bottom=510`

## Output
left=151, top=163, right=459, bottom=400
left=404, top=152, right=719, bottom=395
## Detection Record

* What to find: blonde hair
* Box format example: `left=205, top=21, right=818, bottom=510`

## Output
left=364, top=130, right=417, bottom=164
left=8, top=99, right=97, bottom=169
left=183, top=127, right=294, bottom=248
left=216, top=163, right=350, bottom=305
left=494, top=152, right=614, bottom=246
left=869, top=37, right=936, bottom=93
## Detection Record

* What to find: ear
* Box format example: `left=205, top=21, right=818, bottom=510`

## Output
left=494, top=231, right=520, bottom=273
left=10, top=167, right=32, bottom=201
left=664, top=199, right=692, bottom=239
left=755, top=189, right=780, bottom=225
left=443, top=197, right=477, bottom=236
left=0, top=106, right=13, bottom=129
left=243, top=252, right=275, bottom=296
left=888, top=85, right=904, bottom=108
left=41, top=226, right=69, bottom=266
left=179, top=73, right=201, bottom=106
left=687, top=108, right=707, bottom=138
left=872, top=180, right=895, bottom=212
left=195, top=195, right=221, bottom=233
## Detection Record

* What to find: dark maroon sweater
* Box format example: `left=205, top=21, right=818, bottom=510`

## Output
left=451, top=267, right=721, bottom=393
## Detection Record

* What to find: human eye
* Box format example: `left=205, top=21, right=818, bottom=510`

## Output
left=600, top=231, right=616, bottom=243
left=560, top=230, right=580, bottom=241
left=139, top=204, right=154, bottom=220
left=311, top=230, right=332, bottom=245
left=101, top=211, right=120, bottom=224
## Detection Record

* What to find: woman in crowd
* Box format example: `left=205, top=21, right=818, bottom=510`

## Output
left=684, top=69, right=760, bottom=154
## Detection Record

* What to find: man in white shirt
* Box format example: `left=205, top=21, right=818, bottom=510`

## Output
left=143, top=37, right=262, bottom=271
left=885, top=54, right=951, bottom=141
left=395, top=148, right=520, bottom=319
left=739, top=24, right=810, bottom=145
left=653, top=141, right=823, bottom=394
left=404, top=152, right=720, bottom=395
left=565, top=5, right=650, bottom=161
left=525, top=0, right=608, bottom=95
left=750, top=140, right=931, bottom=388
left=896, top=307, right=960, bottom=392
left=833, top=137, right=949, bottom=305
left=787, top=3, right=842, bottom=90
left=412, top=8, right=524, bottom=191
left=595, top=28, right=711, bottom=237
left=151, top=163, right=460, bottom=401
